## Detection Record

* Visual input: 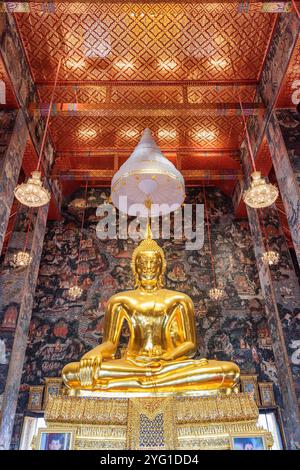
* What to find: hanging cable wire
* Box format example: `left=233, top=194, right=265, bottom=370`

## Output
left=203, top=185, right=217, bottom=289
left=259, top=208, right=280, bottom=266
left=75, top=179, right=89, bottom=284
left=13, top=208, right=33, bottom=268
left=68, top=181, right=88, bottom=300
left=37, top=58, right=62, bottom=171
left=238, top=94, right=256, bottom=172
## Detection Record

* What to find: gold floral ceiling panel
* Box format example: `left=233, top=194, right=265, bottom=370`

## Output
left=12, top=2, right=277, bottom=191
left=15, top=3, right=275, bottom=83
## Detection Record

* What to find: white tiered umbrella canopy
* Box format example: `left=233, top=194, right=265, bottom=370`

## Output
left=111, top=128, right=185, bottom=216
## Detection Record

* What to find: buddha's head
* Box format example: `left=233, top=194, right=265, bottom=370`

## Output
left=131, top=237, right=166, bottom=290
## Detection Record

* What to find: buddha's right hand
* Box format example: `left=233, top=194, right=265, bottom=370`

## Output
left=79, top=356, right=101, bottom=386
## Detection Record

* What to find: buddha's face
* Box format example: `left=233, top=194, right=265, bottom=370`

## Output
left=135, top=250, right=162, bottom=289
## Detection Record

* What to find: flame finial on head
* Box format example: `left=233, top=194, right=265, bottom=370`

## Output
left=131, top=219, right=166, bottom=286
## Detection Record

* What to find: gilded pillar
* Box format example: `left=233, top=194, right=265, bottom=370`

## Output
left=0, top=110, right=28, bottom=255
left=242, top=145, right=300, bottom=448
left=266, top=111, right=300, bottom=266
left=0, top=203, right=49, bottom=450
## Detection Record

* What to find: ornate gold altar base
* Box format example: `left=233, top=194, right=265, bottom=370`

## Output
left=36, top=392, right=273, bottom=450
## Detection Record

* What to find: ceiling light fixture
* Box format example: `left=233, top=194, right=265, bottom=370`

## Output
left=111, top=128, right=185, bottom=217
left=159, top=59, right=177, bottom=71
left=195, top=130, right=216, bottom=142
left=157, top=129, right=177, bottom=140
left=78, top=128, right=97, bottom=139
left=13, top=209, right=33, bottom=268
left=115, top=60, right=134, bottom=70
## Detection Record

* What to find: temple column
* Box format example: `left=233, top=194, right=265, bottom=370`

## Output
left=0, top=203, right=49, bottom=450
left=241, top=145, right=300, bottom=448
left=266, top=111, right=300, bottom=266
left=0, top=110, right=28, bottom=254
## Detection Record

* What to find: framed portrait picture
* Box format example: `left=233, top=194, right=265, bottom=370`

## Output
left=43, top=378, right=63, bottom=409
left=28, top=386, right=44, bottom=411
left=240, top=375, right=260, bottom=405
left=230, top=435, right=266, bottom=450
left=37, top=428, right=75, bottom=450
left=259, top=382, right=276, bottom=407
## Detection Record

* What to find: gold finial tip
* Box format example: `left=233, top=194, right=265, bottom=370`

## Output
left=145, top=219, right=153, bottom=240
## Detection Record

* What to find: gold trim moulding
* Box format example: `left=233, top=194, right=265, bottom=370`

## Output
left=66, top=388, right=222, bottom=398
left=111, top=168, right=185, bottom=191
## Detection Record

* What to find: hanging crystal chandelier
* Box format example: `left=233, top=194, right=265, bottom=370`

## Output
left=68, top=284, right=83, bottom=300
left=262, top=250, right=280, bottom=266
left=14, top=171, right=51, bottom=208
left=238, top=96, right=278, bottom=209
left=14, top=58, right=62, bottom=208
left=13, top=251, right=32, bottom=267
left=243, top=171, right=278, bottom=209
left=209, top=287, right=225, bottom=301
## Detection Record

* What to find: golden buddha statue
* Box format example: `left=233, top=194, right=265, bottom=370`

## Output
left=62, top=230, right=240, bottom=394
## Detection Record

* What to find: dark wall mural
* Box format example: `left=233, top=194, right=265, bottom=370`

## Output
left=0, top=110, right=29, bottom=254
left=7, top=187, right=291, bottom=447
left=276, top=109, right=300, bottom=183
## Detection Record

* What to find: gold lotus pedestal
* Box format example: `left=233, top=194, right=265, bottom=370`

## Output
left=34, top=391, right=273, bottom=450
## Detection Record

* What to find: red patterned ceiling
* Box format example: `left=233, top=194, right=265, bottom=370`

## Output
left=15, top=3, right=275, bottom=82
left=13, top=2, right=278, bottom=193
left=47, top=114, right=245, bottom=150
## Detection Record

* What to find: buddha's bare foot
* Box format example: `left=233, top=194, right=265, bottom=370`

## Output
left=198, top=358, right=209, bottom=366
left=139, top=376, right=154, bottom=387
left=219, top=387, right=232, bottom=395
left=96, top=379, right=109, bottom=389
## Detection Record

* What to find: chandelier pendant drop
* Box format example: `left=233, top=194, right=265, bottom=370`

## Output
left=68, top=180, right=88, bottom=301
left=259, top=208, right=280, bottom=267
left=243, top=171, right=279, bottom=209
left=238, top=96, right=278, bottom=209
left=13, top=251, right=32, bottom=268
left=262, top=250, right=280, bottom=266
left=68, top=284, right=83, bottom=301
left=208, top=287, right=225, bottom=301
left=14, top=58, right=62, bottom=208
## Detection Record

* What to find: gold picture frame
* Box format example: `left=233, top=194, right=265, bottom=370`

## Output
left=240, top=375, right=260, bottom=405
left=28, top=385, right=44, bottom=411
left=258, top=382, right=276, bottom=407
left=36, top=428, right=75, bottom=450
left=230, top=433, right=267, bottom=450
left=43, top=378, right=63, bottom=409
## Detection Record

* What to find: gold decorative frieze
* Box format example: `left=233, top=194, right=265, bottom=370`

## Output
left=176, top=393, right=258, bottom=423
left=45, top=396, right=128, bottom=424
left=41, top=393, right=273, bottom=450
